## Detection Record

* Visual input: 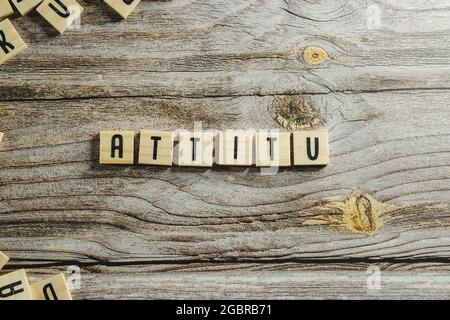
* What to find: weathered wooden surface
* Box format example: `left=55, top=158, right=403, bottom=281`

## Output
left=1, top=0, right=450, bottom=299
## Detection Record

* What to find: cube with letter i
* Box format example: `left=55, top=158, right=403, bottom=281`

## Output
left=139, top=130, right=174, bottom=166
left=217, top=130, right=254, bottom=166
left=0, top=19, right=27, bottom=65
left=255, top=130, right=291, bottom=167
left=31, top=273, right=72, bottom=300
left=104, top=0, right=141, bottom=19
left=293, top=130, right=329, bottom=165
left=37, top=0, right=84, bottom=34
left=99, top=131, right=135, bottom=164
left=0, top=269, right=33, bottom=300
left=177, top=131, right=214, bottom=167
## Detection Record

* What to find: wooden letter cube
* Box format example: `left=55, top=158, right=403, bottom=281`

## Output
left=139, top=130, right=174, bottom=166
left=99, top=131, right=135, bottom=164
left=9, top=0, right=42, bottom=16
left=37, top=0, right=83, bottom=34
left=0, top=0, right=14, bottom=20
left=104, top=0, right=141, bottom=19
left=0, top=251, right=8, bottom=270
left=217, top=130, right=254, bottom=166
left=0, top=269, right=33, bottom=300
left=255, top=131, right=291, bottom=167
left=31, top=274, right=72, bottom=300
left=293, top=130, right=329, bottom=165
left=0, top=19, right=27, bottom=65
left=177, top=131, right=214, bottom=167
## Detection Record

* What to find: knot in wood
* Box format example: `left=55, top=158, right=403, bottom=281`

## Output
left=303, top=46, right=328, bottom=65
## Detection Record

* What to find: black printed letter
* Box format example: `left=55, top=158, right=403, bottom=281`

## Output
left=306, top=137, right=319, bottom=160
left=0, top=281, right=24, bottom=298
left=43, top=283, right=58, bottom=300
left=151, top=136, right=162, bottom=160
left=266, top=137, right=277, bottom=161
left=0, top=30, right=14, bottom=54
left=111, top=135, right=124, bottom=158
left=190, top=137, right=200, bottom=161
left=49, top=0, right=71, bottom=18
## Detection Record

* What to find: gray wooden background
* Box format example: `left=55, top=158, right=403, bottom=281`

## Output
left=1, top=0, right=449, bottom=299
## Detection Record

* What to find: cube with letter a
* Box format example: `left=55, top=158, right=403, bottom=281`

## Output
left=177, top=131, right=214, bottom=167
left=99, top=131, right=135, bottom=164
left=293, top=130, right=329, bottom=165
left=31, top=273, right=72, bottom=300
left=139, top=130, right=174, bottom=166
left=0, top=269, right=33, bottom=300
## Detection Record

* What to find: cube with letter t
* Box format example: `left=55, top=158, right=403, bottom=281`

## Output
left=139, top=130, right=174, bottom=166
left=177, top=131, right=214, bottom=167
left=255, top=130, right=291, bottom=167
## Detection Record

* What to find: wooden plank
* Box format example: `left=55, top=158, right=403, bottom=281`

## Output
left=0, top=92, right=450, bottom=265
left=1, top=0, right=450, bottom=300
left=2, top=1, right=450, bottom=99
left=16, top=267, right=450, bottom=300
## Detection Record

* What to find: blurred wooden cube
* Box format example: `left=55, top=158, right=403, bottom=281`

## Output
left=0, top=19, right=27, bottom=65
left=37, top=0, right=83, bottom=34
left=0, top=251, right=8, bottom=270
left=9, top=0, right=42, bottom=16
left=0, top=269, right=33, bottom=300
left=104, top=0, right=141, bottom=19
left=0, top=0, right=14, bottom=20
left=31, top=274, right=72, bottom=300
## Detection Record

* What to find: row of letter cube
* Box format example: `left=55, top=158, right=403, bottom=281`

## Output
left=0, top=251, right=72, bottom=300
left=1, top=0, right=142, bottom=64
left=99, top=130, right=329, bottom=167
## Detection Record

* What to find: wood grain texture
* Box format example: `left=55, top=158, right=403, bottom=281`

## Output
left=6, top=265, right=449, bottom=300
left=0, top=0, right=450, bottom=299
